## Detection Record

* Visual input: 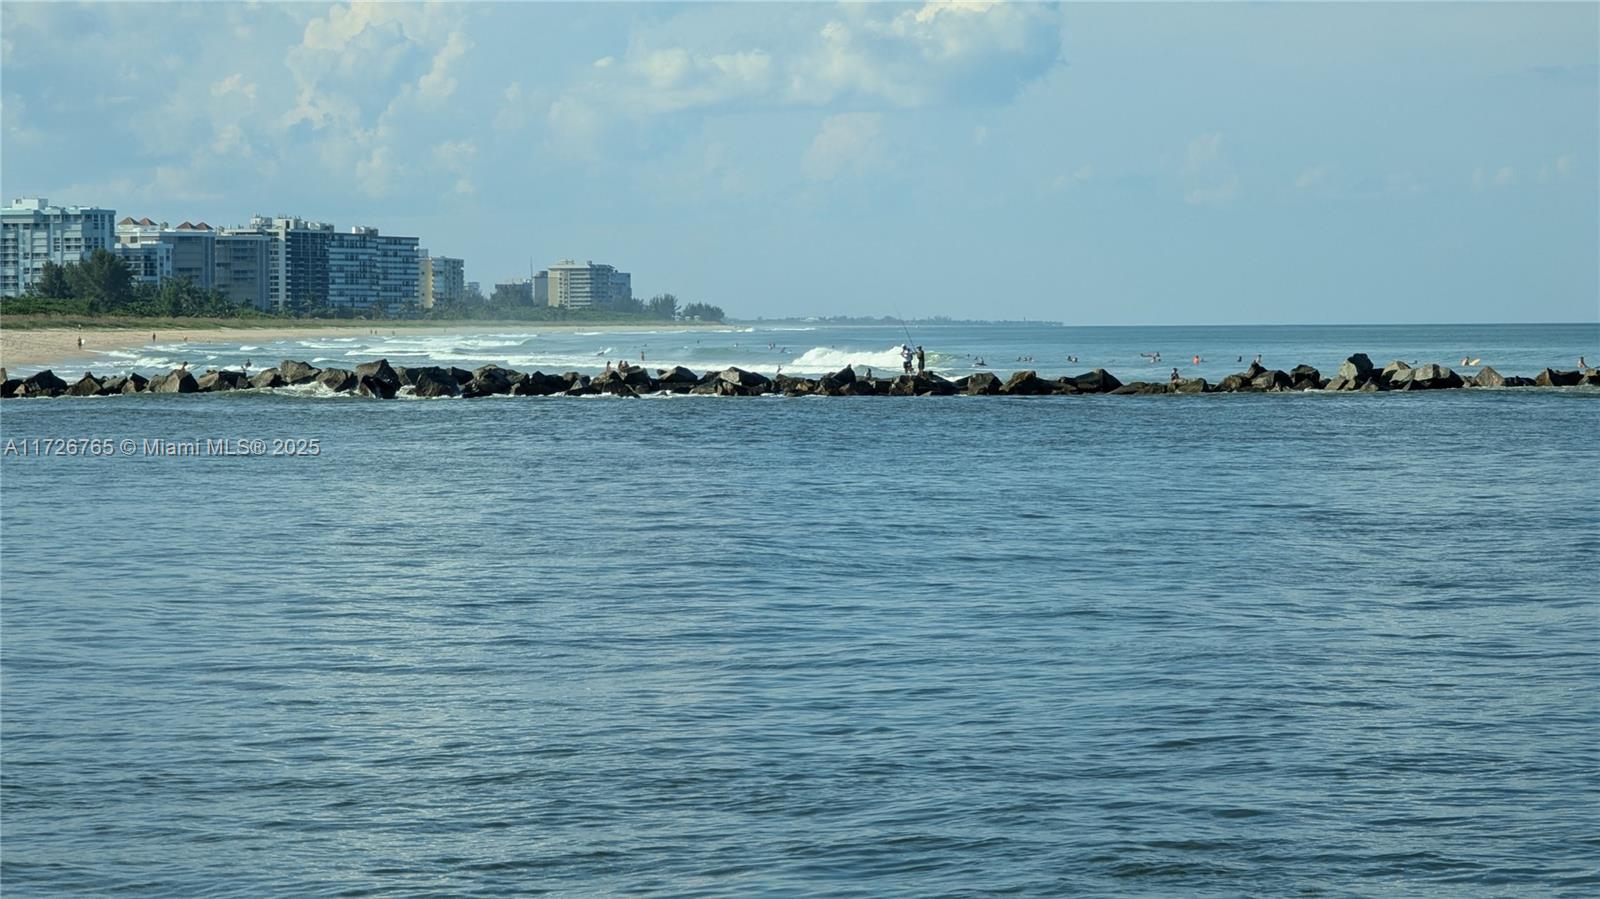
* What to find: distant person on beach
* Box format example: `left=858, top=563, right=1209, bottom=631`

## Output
left=151, top=333, right=156, bottom=342
left=915, top=346, right=926, bottom=375
left=77, top=336, right=83, bottom=348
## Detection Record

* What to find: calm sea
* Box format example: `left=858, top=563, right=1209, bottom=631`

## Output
left=2, top=323, right=1597, bottom=896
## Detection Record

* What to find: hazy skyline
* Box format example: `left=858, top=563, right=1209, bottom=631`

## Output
left=2, top=1, right=1595, bottom=324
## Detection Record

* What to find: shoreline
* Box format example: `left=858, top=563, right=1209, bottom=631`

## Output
left=0, top=320, right=724, bottom=369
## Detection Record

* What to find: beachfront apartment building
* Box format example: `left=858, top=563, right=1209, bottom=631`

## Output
left=112, top=240, right=173, bottom=287
left=327, top=226, right=421, bottom=316
left=114, top=217, right=269, bottom=309
left=546, top=259, right=631, bottom=310
left=250, top=215, right=335, bottom=313
left=1, top=197, right=116, bottom=297
left=419, top=253, right=465, bottom=310
left=116, top=217, right=215, bottom=289
left=215, top=230, right=270, bottom=311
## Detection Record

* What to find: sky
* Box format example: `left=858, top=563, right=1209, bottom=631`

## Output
left=1, top=1, right=1596, bottom=324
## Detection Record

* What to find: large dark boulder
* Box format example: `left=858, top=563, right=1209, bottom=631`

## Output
left=957, top=372, right=1001, bottom=395
left=1251, top=369, right=1293, bottom=392
left=311, top=368, right=355, bottom=392
left=1216, top=372, right=1255, bottom=392
left=654, top=366, right=699, bottom=392
left=888, top=375, right=919, bottom=396
left=1410, top=363, right=1463, bottom=390
left=249, top=368, right=285, bottom=389
left=16, top=370, right=68, bottom=397
left=885, top=373, right=955, bottom=396
left=590, top=369, right=641, bottom=397
left=1172, top=377, right=1209, bottom=394
left=1001, top=370, right=1053, bottom=395
left=1061, top=368, right=1122, bottom=394
left=67, top=372, right=104, bottom=397
left=148, top=369, right=198, bottom=394
left=718, top=367, right=771, bottom=393
left=1111, top=382, right=1170, bottom=395
left=1289, top=364, right=1323, bottom=390
left=1472, top=366, right=1506, bottom=388
left=279, top=359, right=319, bottom=384
left=617, top=367, right=652, bottom=392
left=1535, top=368, right=1581, bottom=387
left=463, top=364, right=517, bottom=397
left=1338, top=354, right=1376, bottom=382
left=773, top=374, right=816, bottom=396
left=411, top=367, right=462, bottom=398
left=199, top=370, right=251, bottom=392
left=108, top=372, right=149, bottom=394
left=1580, top=369, right=1600, bottom=386
left=355, top=359, right=401, bottom=392
left=357, top=374, right=396, bottom=399
left=1384, top=366, right=1416, bottom=390
left=816, top=366, right=859, bottom=395
left=0, top=377, right=19, bottom=398
left=511, top=371, right=567, bottom=396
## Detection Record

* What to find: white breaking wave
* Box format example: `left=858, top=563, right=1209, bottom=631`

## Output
left=786, top=345, right=913, bottom=375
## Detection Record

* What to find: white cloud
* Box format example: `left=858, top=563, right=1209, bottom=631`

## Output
left=545, top=1, right=1061, bottom=130
left=1295, top=165, right=1330, bottom=190
left=1186, top=175, right=1239, bottom=206
left=1049, top=165, right=1093, bottom=191
left=802, top=112, right=884, bottom=181
left=1472, top=165, right=1518, bottom=190
left=1186, top=133, right=1223, bottom=173
left=355, top=145, right=401, bottom=198
left=417, top=30, right=471, bottom=103
left=1184, top=133, right=1236, bottom=205
left=494, top=82, right=530, bottom=133
left=210, top=73, right=258, bottom=103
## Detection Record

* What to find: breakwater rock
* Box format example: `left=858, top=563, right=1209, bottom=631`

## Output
left=3, top=356, right=1597, bottom=400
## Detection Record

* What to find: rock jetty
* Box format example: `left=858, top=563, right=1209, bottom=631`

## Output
left=2, top=354, right=1596, bottom=400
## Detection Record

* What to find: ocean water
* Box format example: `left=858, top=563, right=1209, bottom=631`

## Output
left=2, top=324, right=1598, bottom=896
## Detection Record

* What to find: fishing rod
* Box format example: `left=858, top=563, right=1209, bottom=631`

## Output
left=894, top=306, right=914, bottom=345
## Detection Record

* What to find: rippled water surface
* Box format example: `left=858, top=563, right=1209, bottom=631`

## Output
left=3, top=352, right=1598, bottom=895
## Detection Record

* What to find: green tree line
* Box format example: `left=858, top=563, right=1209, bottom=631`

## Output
left=5, top=250, right=266, bottom=318
left=427, top=289, right=725, bottom=323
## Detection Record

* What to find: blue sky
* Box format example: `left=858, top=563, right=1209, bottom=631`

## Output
left=2, top=1, right=1595, bottom=323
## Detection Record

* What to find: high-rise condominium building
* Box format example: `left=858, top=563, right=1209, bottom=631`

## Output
left=215, top=231, right=270, bottom=310
left=1, top=197, right=116, bottom=297
left=546, top=259, right=632, bottom=310
left=250, top=215, right=335, bottom=313
left=327, top=226, right=421, bottom=315
left=419, top=253, right=465, bottom=310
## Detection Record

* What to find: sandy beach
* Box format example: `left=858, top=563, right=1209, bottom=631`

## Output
left=0, top=321, right=712, bottom=370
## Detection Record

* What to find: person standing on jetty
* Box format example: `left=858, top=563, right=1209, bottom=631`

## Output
left=900, top=344, right=914, bottom=374
left=915, top=346, right=926, bottom=375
